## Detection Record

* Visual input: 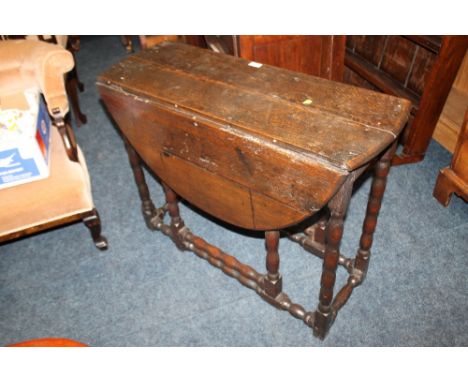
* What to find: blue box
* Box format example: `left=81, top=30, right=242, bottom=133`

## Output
left=0, top=92, right=51, bottom=190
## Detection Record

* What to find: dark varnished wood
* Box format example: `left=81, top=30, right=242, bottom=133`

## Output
left=343, top=65, right=379, bottom=91
left=238, top=35, right=345, bottom=81
left=1, top=209, right=108, bottom=250
left=162, top=182, right=186, bottom=250
left=345, top=48, right=420, bottom=107
left=65, top=72, right=87, bottom=126
left=98, top=41, right=410, bottom=339
left=54, top=117, right=78, bottom=162
left=100, top=90, right=344, bottom=229
left=352, top=35, right=387, bottom=67
left=98, top=42, right=410, bottom=231
left=121, top=35, right=134, bottom=53
left=132, top=195, right=316, bottom=328
left=65, top=36, right=87, bottom=126
left=344, top=35, right=468, bottom=165
left=406, top=44, right=437, bottom=96
left=264, top=230, right=282, bottom=298
left=99, top=43, right=409, bottom=169
left=82, top=208, right=108, bottom=250
left=123, top=137, right=158, bottom=229
left=189, top=36, right=345, bottom=81
left=395, top=36, right=468, bottom=164
left=404, top=35, right=442, bottom=54
left=354, top=142, right=397, bottom=278
left=314, top=174, right=355, bottom=339
left=380, top=36, right=418, bottom=86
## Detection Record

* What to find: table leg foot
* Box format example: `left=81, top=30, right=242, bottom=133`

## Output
left=433, top=168, right=454, bottom=207
left=83, top=208, right=108, bottom=250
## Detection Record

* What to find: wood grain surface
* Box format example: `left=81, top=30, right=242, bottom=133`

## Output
left=98, top=42, right=410, bottom=230
left=98, top=42, right=410, bottom=171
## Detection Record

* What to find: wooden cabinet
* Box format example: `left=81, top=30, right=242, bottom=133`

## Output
left=343, top=36, right=468, bottom=165
left=200, top=35, right=346, bottom=80
left=189, top=35, right=468, bottom=167
left=236, top=35, right=345, bottom=80
left=433, top=52, right=468, bottom=152
left=433, top=109, right=468, bottom=205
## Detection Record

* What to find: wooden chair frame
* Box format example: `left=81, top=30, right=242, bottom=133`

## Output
left=0, top=114, right=107, bottom=250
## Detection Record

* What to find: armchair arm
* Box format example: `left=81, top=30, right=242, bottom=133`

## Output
left=0, top=39, right=74, bottom=118
left=53, top=113, right=79, bottom=162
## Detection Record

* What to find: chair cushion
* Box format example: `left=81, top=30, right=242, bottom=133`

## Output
left=0, top=125, right=93, bottom=237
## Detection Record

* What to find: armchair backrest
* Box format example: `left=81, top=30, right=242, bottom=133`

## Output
left=0, top=39, right=74, bottom=118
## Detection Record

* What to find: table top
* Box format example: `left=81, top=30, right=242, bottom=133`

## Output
left=98, top=42, right=411, bottom=230
left=98, top=41, right=411, bottom=172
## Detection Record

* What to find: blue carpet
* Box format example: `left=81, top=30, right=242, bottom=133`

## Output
left=1, top=36, right=467, bottom=346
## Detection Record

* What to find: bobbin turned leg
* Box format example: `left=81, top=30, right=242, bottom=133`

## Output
left=314, top=176, right=354, bottom=339
left=354, top=142, right=397, bottom=281
left=162, top=182, right=186, bottom=250
left=263, top=230, right=282, bottom=299
left=123, top=137, right=158, bottom=229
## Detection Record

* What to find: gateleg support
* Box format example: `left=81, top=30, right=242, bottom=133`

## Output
left=162, top=182, right=187, bottom=251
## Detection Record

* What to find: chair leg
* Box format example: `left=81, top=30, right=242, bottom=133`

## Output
left=83, top=208, right=108, bottom=250
left=67, top=36, right=84, bottom=91
left=66, top=72, right=87, bottom=126
left=313, top=175, right=354, bottom=339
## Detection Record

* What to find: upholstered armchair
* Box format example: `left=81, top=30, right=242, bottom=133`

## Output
left=1, top=35, right=87, bottom=126
left=0, top=39, right=107, bottom=249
